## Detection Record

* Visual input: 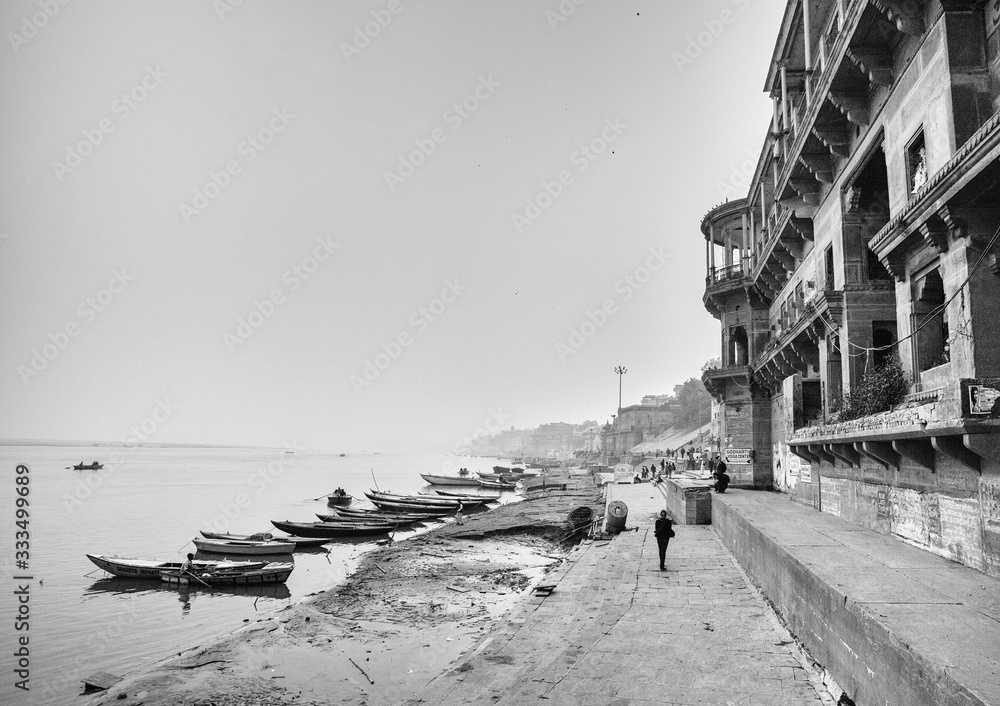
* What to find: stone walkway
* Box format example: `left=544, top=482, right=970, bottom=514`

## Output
left=406, top=484, right=833, bottom=705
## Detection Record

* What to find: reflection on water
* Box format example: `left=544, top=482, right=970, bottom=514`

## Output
left=84, top=577, right=292, bottom=602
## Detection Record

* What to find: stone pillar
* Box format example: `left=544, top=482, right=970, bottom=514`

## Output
left=709, top=225, right=716, bottom=271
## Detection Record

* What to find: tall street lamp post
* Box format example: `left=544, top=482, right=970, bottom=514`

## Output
left=614, top=366, right=626, bottom=456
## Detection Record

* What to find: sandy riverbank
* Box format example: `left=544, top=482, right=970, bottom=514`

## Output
left=87, top=481, right=603, bottom=706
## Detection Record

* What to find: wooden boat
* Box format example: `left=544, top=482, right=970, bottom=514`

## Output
left=86, top=554, right=265, bottom=579
left=478, top=479, right=517, bottom=491
left=192, top=537, right=296, bottom=555
left=368, top=498, right=463, bottom=514
left=419, top=473, right=483, bottom=487
left=331, top=507, right=451, bottom=521
left=432, top=489, right=501, bottom=501
left=366, top=491, right=467, bottom=507
left=73, top=461, right=103, bottom=470
left=477, top=471, right=518, bottom=482
left=270, top=520, right=395, bottom=538
left=365, top=491, right=474, bottom=511
left=199, top=531, right=329, bottom=549
left=327, top=493, right=353, bottom=507
left=160, top=561, right=294, bottom=586
left=315, top=512, right=422, bottom=525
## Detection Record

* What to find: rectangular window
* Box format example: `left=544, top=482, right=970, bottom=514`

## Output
left=825, top=245, right=835, bottom=290
left=906, top=130, right=927, bottom=194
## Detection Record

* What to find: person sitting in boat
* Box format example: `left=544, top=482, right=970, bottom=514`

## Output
left=180, top=553, right=198, bottom=574
left=333, top=487, right=347, bottom=497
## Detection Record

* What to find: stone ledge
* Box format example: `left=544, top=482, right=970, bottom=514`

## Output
left=658, top=477, right=714, bottom=525
left=713, top=490, right=1000, bottom=706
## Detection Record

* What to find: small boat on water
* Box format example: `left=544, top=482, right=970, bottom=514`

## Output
left=160, top=561, right=294, bottom=586
left=419, top=473, right=483, bottom=487
left=315, top=512, right=422, bottom=525
left=327, top=488, right=353, bottom=507
left=270, top=520, right=396, bottom=538
left=198, top=531, right=329, bottom=550
left=73, top=461, right=103, bottom=470
left=478, top=471, right=517, bottom=481
left=433, top=489, right=502, bottom=501
left=367, top=490, right=488, bottom=507
left=86, top=554, right=265, bottom=579
left=192, top=537, right=296, bottom=555
left=331, top=507, right=452, bottom=521
left=477, top=479, right=517, bottom=491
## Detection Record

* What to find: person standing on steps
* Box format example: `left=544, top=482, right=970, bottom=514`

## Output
left=654, top=510, right=675, bottom=571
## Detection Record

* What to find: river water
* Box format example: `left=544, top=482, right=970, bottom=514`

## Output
left=0, top=445, right=512, bottom=705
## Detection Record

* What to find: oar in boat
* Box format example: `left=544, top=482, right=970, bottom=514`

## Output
left=181, top=570, right=212, bottom=589
left=371, top=468, right=380, bottom=492
left=310, top=489, right=342, bottom=501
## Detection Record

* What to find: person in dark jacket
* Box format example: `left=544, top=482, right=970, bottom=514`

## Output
left=653, top=510, right=674, bottom=571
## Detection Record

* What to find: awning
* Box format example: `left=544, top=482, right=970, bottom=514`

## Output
left=630, top=422, right=713, bottom=454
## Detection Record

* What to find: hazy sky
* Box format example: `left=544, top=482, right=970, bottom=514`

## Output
left=0, top=0, right=782, bottom=451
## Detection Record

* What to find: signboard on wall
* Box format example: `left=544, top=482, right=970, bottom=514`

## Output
left=968, top=384, right=1000, bottom=415
left=724, top=448, right=752, bottom=465
left=799, top=462, right=812, bottom=483
left=613, top=464, right=634, bottom=484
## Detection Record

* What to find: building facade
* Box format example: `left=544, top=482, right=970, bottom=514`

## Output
left=701, top=0, right=1000, bottom=575
left=601, top=402, right=675, bottom=458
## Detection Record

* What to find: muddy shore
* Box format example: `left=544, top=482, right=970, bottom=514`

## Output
left=87, top=479, right=604, bottom=706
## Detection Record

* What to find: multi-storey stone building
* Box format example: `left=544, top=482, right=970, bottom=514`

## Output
left=701, top=0, right=1000, bottom=575
left=601, top=402, right=676, bottom=458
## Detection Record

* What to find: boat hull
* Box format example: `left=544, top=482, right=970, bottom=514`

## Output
left=160, top=562, right=294, bottom=586
left=86, top=554, right=264, bottom=579
left=192, top=537, right=295, bottom=555
left=197, top=532, right=329, bottom=550
left=270, top=520, right=395, bottom=538
left=419, top=474, right=483, bottom=486
left=326, top=495, right=353, bottom=507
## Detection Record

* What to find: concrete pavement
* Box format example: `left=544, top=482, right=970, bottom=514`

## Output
left=406, top=483, right=833, bottom=705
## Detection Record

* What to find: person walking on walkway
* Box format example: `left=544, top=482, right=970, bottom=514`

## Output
left=654, top=510, right=674, bottom=571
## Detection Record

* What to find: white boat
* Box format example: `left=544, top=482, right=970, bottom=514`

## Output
left=192, top=537, right=295, bottom=555
left=419, top=473, right=483, bottom=486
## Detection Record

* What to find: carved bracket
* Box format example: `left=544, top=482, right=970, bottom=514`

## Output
left=829, top=92, right=870, bottom=126
left=874, top=0, right=926, bottom=36
left=846, top=47, right=894, bottom=87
